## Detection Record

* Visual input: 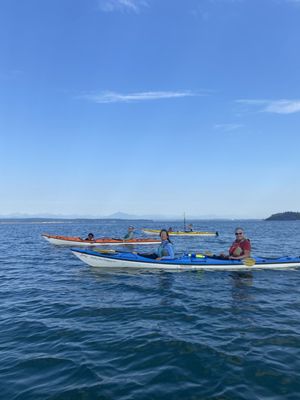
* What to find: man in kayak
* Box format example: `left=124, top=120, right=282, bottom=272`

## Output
left=123, top=226, right=135, bottom=240
left=138, top=229, right=175, bottom=260
left=220, top=228, right=251, bottom=260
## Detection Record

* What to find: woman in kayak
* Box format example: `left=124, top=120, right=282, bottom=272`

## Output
left=157, top=229, right=174, bottom=259
left=138, top=229, right=174, bottom=260
left=221, top=228, right=251, bottom=260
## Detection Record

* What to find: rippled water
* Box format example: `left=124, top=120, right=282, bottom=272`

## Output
left=1, top=219, right=300, bottom=399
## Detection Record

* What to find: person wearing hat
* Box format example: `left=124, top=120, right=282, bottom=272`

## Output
left=123, top=226, right=135, bottom=240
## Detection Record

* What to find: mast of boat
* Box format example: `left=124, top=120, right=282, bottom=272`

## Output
left=183, top=212, right=186, bottom=232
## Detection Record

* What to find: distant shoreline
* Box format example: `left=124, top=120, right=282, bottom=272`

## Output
left=0, top=217, right=262, bottom=223
left=0, top=218, right=153, bottom=224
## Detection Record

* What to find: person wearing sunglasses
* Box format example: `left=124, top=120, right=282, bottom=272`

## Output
left=220, top=228, right=251, bottom=260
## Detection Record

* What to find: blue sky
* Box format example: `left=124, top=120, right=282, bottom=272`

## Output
left=1, top=0, right=299, bottom=218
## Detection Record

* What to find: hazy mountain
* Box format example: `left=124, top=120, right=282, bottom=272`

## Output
left=106, top=212, right=140, bottom=219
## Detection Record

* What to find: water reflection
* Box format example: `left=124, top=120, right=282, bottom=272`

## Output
left=158, top=272, right=174, bottom=306
left=230, top=271, right=253, bottom=302
left=159, top=272, right=173, bottom=290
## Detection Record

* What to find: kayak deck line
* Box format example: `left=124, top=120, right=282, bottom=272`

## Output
left=71, top=248, right=300, bottom=271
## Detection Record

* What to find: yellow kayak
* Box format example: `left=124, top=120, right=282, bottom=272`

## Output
left=142, top=229, right=219, bottom=237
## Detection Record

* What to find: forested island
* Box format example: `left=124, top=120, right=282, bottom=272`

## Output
left=265, top=212, right=300, bottom=221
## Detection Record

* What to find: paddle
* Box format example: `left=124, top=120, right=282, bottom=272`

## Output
left=93, top=248, right=138, bottom=255
left=93, top=249, right=117, bottom=254
left=242, top=257, right=256, bottom=267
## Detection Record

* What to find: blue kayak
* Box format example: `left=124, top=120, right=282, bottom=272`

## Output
left=71, top=248, right=300, bottom=271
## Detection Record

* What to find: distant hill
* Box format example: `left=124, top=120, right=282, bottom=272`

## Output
left=106, top=212, right=140, bottom=219
left=265, top=212, right=300, bottom=221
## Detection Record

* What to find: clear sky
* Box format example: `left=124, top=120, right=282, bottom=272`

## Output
left=1, top=0, right=300, bottom=219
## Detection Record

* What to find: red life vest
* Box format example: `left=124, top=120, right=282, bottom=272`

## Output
left=229, top=239, right=251, bottom=257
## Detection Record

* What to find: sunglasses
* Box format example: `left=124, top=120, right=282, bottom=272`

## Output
left=235, top=232, right=243, bottom=235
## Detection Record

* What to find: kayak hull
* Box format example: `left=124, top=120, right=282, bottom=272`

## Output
left=71, top=249, right=300, bottom=271
left=42, top=234, right=160, bottom=246
left=142, top=229, right=218, bottom=237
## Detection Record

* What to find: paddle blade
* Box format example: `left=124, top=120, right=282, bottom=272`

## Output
left=94, top=249, right=116, bottom=254
left=242, top=257, right=256, bottom=267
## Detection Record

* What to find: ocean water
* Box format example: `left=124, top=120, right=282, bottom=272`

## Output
left=1, top=219, right=300, bottom=400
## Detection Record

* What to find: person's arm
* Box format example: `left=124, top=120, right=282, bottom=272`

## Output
left=229, top=249, right=250, bottom=260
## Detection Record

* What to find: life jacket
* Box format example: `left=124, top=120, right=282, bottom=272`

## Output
left=229, top=238, right=251, bottom=257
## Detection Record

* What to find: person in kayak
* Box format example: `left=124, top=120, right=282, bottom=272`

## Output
left=220, top=228, right=251, bottom=260
left=185, top=224, right=193, bottom=232
left=123, top=226, right=135, bottom=240
left=157, top=229, right=175, bottom=259
left=85, top=233, right=95, bottom=241
left=138, top=229, right=175, bottom=260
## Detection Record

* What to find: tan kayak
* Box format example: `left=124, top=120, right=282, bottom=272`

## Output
left=42, top=234, right=160, bottom=246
